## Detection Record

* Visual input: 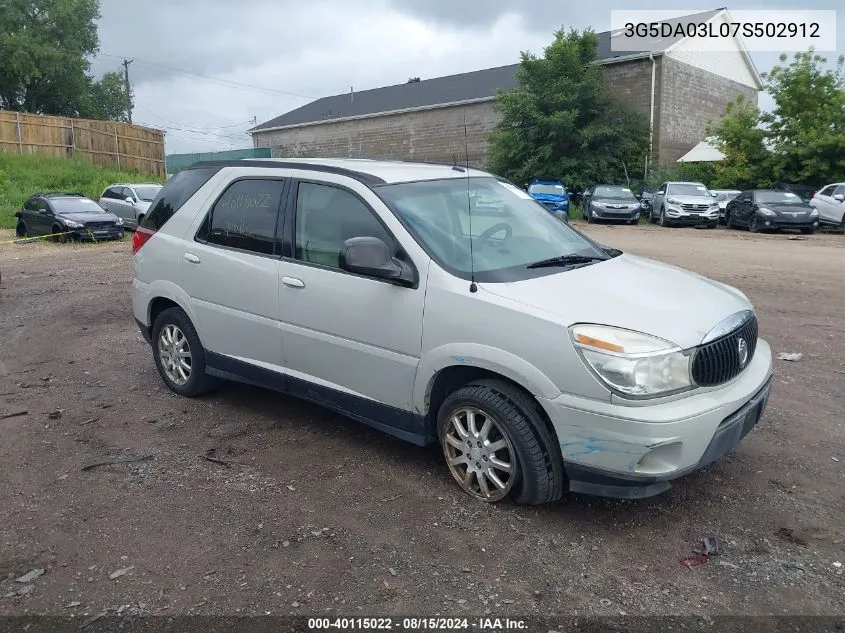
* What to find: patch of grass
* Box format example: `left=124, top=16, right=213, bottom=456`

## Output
left=0, top=153, right=164, bottom=229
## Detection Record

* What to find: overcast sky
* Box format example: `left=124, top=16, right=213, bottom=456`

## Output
left=89, top=0, right=843, bottom=156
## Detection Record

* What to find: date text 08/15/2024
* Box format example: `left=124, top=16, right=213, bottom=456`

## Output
left=307, top=617, right=528, bottom=630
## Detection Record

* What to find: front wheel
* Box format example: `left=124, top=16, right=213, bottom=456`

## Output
left=438, top=379, right=564, bottom=505
left=15, top=222, right=27, bottom=238
left=658, top=208, right=669, bottom=227
left=151, top=307, right=220, bottom=397
left=749, top=216, right=761, bottom=233
left=800, top=227, right=815, bottom=235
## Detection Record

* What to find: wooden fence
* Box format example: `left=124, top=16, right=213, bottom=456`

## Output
left=0, top=110, right=166, bottom=178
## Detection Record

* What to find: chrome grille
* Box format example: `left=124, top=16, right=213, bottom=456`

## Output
left=85, top=221, right=115, bottom=229
left=681, top=203, right=710, bottom=212
left=692, top=314, right=758, bottom=387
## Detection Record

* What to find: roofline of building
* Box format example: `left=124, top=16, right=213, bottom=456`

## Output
left=249, top=95, right=498, bottom=135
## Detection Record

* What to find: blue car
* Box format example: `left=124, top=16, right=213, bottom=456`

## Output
left=527, top=179, right=570, bottom=219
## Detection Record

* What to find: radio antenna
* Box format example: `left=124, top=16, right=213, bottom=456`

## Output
left=464, top=114, right=477, bottom=293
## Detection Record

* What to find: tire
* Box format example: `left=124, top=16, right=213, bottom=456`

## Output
left=628, top=219, right=637, bottom=225
left=800, top=227, right=815, bottom=235
left=151, top=307, right=220, bottom=397
left=15, top=222, right=27, bottom=238
left=136, top=214, right=145, bottom=228
left=53, top=224, right=69, bottom=243
left=437, top=379, right=564, bottom=505
left=749, top=216, right=761, bottom=233
left=585, top=207, right=592, bottom=223
left=658, top=208, right=669, bottom=227
left=726, top=212, right=734, bottom=229
left=706, top=222, right=717, bottom=229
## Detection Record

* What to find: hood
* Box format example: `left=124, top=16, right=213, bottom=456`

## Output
left=593, top=197, right=639, bottom=206
left=481, top=254, right=751, bottom=349
left=531, top=193, right=568, bottom=203
left=762, top=203, right=812, bottom=214
left=665, top=195, right=715, bottom=204
left=58, top=211, right=119, bottom=223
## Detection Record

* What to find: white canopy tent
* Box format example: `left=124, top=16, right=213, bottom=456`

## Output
left=676, top=138, right=725, bottom=163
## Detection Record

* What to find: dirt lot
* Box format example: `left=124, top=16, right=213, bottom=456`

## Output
left=1, top=224, right=844, bottom=620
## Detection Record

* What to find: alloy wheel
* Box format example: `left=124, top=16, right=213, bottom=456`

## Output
left=442, top=406, right=516, bottom=502
left=158, top=324, right=192, bottom=386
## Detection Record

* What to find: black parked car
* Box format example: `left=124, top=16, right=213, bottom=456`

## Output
left=725, top=189, right=820, bottom=234
left=583, top=185, right=641, bottom=224
left=15, top=193, right=124, bottom=242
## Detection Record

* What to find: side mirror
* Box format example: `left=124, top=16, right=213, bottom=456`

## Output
left=834, top=194, right=844, bottom=202
left=711, top=192, right=718, bottom=197
left=340, top=237, right=415, bottom=286
left=125, top=197, right=135, bottom=203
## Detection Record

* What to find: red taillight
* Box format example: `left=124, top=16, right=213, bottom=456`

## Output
left=132, top=227, right=156, bottom=254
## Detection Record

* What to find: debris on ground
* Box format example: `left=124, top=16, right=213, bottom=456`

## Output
left=388, top=568, right=397, bottom=577
left=82, top=455, right=154, bottom=471
left=79, top=417, right=99, bottom=426
left=15, top=585, right=35, bottom=596
left=108, top=566, right=134, bottom=580
left=0, top=410, right=27, bottom=421
left=47, top=409, right=64, bottom=419
left=15, top=569, right=45, bottom=583
left=777, top=352, right=803, bottom=362
left=681, top=536, right=720, bottom=569
left=64, top=601, right=82, bottom=608
left=776, top=527, right=808, bottom=546
left=834, top=562, right=843, bottom=569
left=787, top=235, right=809, bottom=241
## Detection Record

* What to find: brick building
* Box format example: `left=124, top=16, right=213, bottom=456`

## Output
left=251, top=9, right=761, bottom=167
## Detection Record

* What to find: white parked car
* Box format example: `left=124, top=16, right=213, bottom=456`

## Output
left=650, top=181, right=720, bottom=228
left=98, top=183, right=162, bottom=229
left=810, top=183, right=845, bottom=230
left=131, top=159, right=773, bottom=504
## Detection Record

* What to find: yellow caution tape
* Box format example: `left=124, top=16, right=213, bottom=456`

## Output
left=0, top=229, right=121, bottom=245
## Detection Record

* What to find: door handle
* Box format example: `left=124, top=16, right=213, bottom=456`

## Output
left=184, top=253, right=201, bottom=264
left=282, top=276, right=305, bottom=288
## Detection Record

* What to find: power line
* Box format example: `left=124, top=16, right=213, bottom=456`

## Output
left=135, top=120, right=252, bottom=142
left=135, top=104, right=254, bottom=131
left=96, top=52, right=315, bottom=99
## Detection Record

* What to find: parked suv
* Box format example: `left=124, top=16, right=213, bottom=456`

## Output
left=810, top=183, right=845, bottom=231
left=15, top=193, right=123, bottom=241
left=650, top=182, right=720, bottom=228
left=133, top=159, right=773, bottom=505
left=99, top=183, right=162, bottom=229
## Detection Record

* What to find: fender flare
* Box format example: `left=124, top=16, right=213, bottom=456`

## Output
left=413, top=343, right=561, bottom=414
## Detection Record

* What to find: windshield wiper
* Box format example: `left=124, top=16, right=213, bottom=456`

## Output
left=526, top=254, right=608, bottom=269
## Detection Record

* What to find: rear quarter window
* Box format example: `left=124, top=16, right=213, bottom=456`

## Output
left=140, top=168, right=220, bottom=230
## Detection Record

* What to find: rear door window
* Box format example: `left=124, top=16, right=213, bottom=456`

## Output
left=141, top=167, right=220, bottom=231
left=201, top=179, right=286, bottom=256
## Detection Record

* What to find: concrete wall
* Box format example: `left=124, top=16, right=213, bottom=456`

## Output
left=253, top=101, right=501, bottom=167
left=602, top=56, right=664, bottom=162
left=658, top=57, right=758, bottom=164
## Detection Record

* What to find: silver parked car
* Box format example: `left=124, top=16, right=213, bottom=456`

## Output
left=710, top=189, right=742, bottom=223
left=132, top=159, right=773, bottom=505
left=98, top=183, right=162, bottom=229
left=650, top=181, right=720, bottom=228
left=810, top=182, right=845, bottom=231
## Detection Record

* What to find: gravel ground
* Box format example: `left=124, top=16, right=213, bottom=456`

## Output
left=0, top=224, right=843, bottom=620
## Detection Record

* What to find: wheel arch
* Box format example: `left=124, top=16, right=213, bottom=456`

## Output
left=140, top=282, right=200, bottom=341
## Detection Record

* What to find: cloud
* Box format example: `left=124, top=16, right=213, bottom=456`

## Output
left=88, top=0, right=843, bottom=155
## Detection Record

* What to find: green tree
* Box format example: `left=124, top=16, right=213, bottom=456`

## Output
left=80, top=71, right=131, bottom=121
left=705, top=94, right=771, bottom=189
left=488, top=29, right=649, bottom=191
left=0, top=0, right=130, bottom=121
left=762, top=50, right=845, bottom=185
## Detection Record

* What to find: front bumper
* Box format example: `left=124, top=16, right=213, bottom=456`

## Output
left=591, top=207, right=640, bottom=221
left=759, top=216, right=818, bottom=230
left=665, top=210, right=719, bottom=225
left=71, top=227, right=123, bottom=241
left=539, top=338, right=773, bottom=499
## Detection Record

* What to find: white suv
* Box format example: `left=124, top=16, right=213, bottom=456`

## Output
left=132, top=159, right=773, bottom=505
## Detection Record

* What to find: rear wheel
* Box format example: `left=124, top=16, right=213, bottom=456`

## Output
left=151, top=307, right=220, bottom=397
left=438, top=379, right=564, bottom=505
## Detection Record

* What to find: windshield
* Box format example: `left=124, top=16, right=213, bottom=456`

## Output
left=667, top=183, right=710, bottom=197
left=134, top=185, right=162, bottom=201
left=377, top=177, right=607, bottom=282
left=757, top=191, right=804, bottom=204
left=528, top=183, right=566, bottom=196
left=50, top=198, right=104, bottom=214
left=714, top=191, right=741, bottom=202
left=593, top=186, right=636, bottom=201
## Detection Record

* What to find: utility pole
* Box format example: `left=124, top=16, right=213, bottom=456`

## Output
left=122, top=59, right=134, bottom=123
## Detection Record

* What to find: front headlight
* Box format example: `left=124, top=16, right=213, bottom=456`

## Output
left=115, top=217, right=123, bottom=225
left=62, top=219, right=83, bottom=229
left=758, top=207, right=776, bottom=216
left=666, top=197, right=682, bottom=205
left=592, top=202, right=606, bottom=208
left=570, top=324, right=693, bottom=398
left=810, top=208, right=819, bottom=216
